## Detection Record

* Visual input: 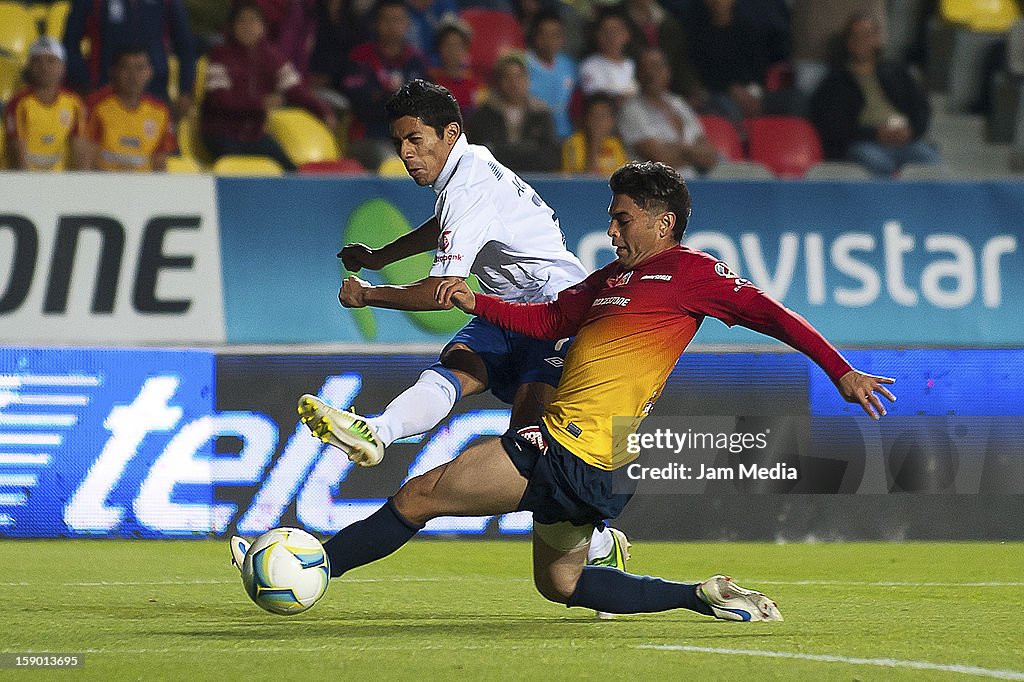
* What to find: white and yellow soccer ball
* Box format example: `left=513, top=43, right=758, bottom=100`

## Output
left=240, top=528, right=330, bottom=615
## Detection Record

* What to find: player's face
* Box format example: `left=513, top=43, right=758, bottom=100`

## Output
left=111, top=53, right=152, bottom=99
left=390, top=115, right=460, bottom=186
left=29, top=54, right=65, bottom=90
left=607, top=193, right=674, bottom=268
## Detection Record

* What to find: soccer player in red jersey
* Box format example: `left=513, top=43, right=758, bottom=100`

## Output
left=301, top=161, right=896, bottom=620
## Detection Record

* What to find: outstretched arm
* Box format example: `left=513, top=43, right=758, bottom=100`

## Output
left=340, top=273, right=460, bottom=311
left=338, top=217, right=441, bottom=272
left=736, top=295, right=896, bottom=419
left=436, top=278, right=597, bottom=340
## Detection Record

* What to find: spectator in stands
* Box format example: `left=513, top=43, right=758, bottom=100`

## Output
left=561, top=91, right=626, bottom=176
left=405, top=0, right=461, bottom=66
left=578, top=9, right=638, bottom=102
left=250, top=0, right=319, bottom=77
left=343, top=0, right=429, bottom=169
left=201, top=2, right=335, bottom=171
left=468, top=52, right=559, bottom=172
left=809, top=13, right=940, bottom=178
left=84, top=47, right=176, bottom=171
left=790, top=0, right=886, bottom=96
left=4, top=38, right=88, bottom=171
left=685, top=0, right=790, bottom=129
left=619, top=46, right=717, bottom=177
left=63, top=0, right=197, bottom=119
left=428, top=17, right=484, bottom=115
left=309, top=0, right=357, bottom=89
left=526, top=10, right=577, bottom=140
left=623, top=0, right=702, bottom=103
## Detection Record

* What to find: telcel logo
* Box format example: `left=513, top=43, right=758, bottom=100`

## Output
left=62, top=375, right=531, bottom=537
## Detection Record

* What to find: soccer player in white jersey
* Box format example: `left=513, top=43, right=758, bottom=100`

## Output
left=292, top=80, right=629, bottom=587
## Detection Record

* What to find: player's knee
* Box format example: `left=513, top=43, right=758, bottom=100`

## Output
left=533, top=572, right=578, bottom=604
left=392, top=471, right=441, bottom=525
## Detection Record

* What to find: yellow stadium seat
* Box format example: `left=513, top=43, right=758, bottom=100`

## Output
left=175, top=115, right=211, bottom=164
left=266, top=107, right=340, bottom=166
left=0, top=3, right=39, bottom=62
left=941, top=0, right=1021, bottom=32
left=212, top=154, right=284, bottom=176
left=45, top=1, right=71, bottom=40
left=377, top=155, right=410, bottom=177
left=0, top=54, right=23, bottom=102
left=165, top=155, right=203, bottom=173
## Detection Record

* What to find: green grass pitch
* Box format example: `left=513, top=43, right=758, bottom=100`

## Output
left=1, top=540, right=1022, bottom=680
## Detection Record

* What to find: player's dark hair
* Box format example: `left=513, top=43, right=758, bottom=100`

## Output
left=609, top=161, right=691, bottom=241
left=373, top=0, right=408, bottom=21
left=385, top=79, right=463, bottom=136
left=228, top=0, right=264, bottom=25
left=111, top=44, right=150, bottom=67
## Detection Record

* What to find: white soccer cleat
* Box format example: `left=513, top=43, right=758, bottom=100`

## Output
left=587, top=527, right=632, bottom=620
left=297, top=394, right=385, bottom=467
left=697, top=575, right=783, bottom=622
left=230, top=535, right=250, bottom=571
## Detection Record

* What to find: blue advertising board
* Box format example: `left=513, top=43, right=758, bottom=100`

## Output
left=216, top=177, right=1023, bottom=346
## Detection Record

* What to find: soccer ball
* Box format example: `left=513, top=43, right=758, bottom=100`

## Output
left=240, top=527, right=330, bottom=615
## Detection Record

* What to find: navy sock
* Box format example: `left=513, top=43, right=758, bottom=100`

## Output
left=565, top=565, right=714, bottom=615
left=322, top=498, right=424, bottom=577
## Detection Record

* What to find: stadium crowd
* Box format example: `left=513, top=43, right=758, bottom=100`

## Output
left=2, top=0, right=1023, bottom=178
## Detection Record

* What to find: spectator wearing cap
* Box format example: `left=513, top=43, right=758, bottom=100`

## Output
left=4, top=37, right=88, bottom=171
left=63, top=0, right=197, bottom=119
left=526, top=10, right=577, bottom=140
left=468, top=53, right=559, bottom=172
left=428, top=18, right=484, bottom=115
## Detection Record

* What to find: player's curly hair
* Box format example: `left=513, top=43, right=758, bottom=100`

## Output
left=385, top=80, right=463, bottom=138
left=609, top=161, right=692, bottom=241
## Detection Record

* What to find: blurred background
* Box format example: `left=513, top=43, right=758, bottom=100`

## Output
left=0, top=0, right=1022, bottom=543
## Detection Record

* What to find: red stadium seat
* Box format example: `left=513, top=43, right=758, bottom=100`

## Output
left=299, top=159, right=368, bottom=175
left=747, top=116, right=823, bottom=178
left=460, top=8, right=526, bottom=80
left=699, top=115, right=745, bottom=161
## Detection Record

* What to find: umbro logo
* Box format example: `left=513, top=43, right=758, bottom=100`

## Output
left=544, top=357, right=563, bottom=367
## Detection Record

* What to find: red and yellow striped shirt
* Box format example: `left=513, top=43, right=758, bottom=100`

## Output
left=86, top=87, right=176, bottom=171
left=4, top=88, right=86, bottom=170
left=474, top=246, right=852, bottom=470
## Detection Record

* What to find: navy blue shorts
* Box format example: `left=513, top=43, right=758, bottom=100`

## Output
left=444, top=318, right=568, bottom=405
left=501, top=422, right=636, bottom=527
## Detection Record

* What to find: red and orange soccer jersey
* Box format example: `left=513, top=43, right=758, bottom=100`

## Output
left=86, top=86, right=176, bottom=171
left=475, top=246, right=853, bottom=470
left=4, top=88, right=86, bottom=170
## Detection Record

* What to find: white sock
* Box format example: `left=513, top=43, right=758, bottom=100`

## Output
left=587, top=527, right=614, bottom=562
left=367, top=369, right=460, bottom=447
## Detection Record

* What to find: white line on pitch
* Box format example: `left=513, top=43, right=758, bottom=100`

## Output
left=636, top=645, right=1024, bottom=681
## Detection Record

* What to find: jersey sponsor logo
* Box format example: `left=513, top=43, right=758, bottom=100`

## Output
left=593, top=296, right=631, bottom=307
left=714, top=261, right=753, bottom=292
left=606, top=271, right=633, bottom=288
left=566, top=422, right=583, bottom=438
left=433, top=253, right=464, bottom=266
left=439, top=230, right=452, bottom=252
left=640, top=274, right=673, bottom=281
left=516, top=425, right=548, bottom=454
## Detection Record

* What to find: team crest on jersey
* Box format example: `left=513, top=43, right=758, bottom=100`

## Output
left=714, top=261, right=753, bottom=292
left=144, top=119, right=157, bottom=139
left=516, top=426, right=548, bottom=454
left=59, top=109, right=72, bottom=128
left=606, top=270, right=633, bottom=288
left=439, top=230, right=452, bottom=252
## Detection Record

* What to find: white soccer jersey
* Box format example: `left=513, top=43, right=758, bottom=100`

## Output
left=428, top=134, right=589, bottom=303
